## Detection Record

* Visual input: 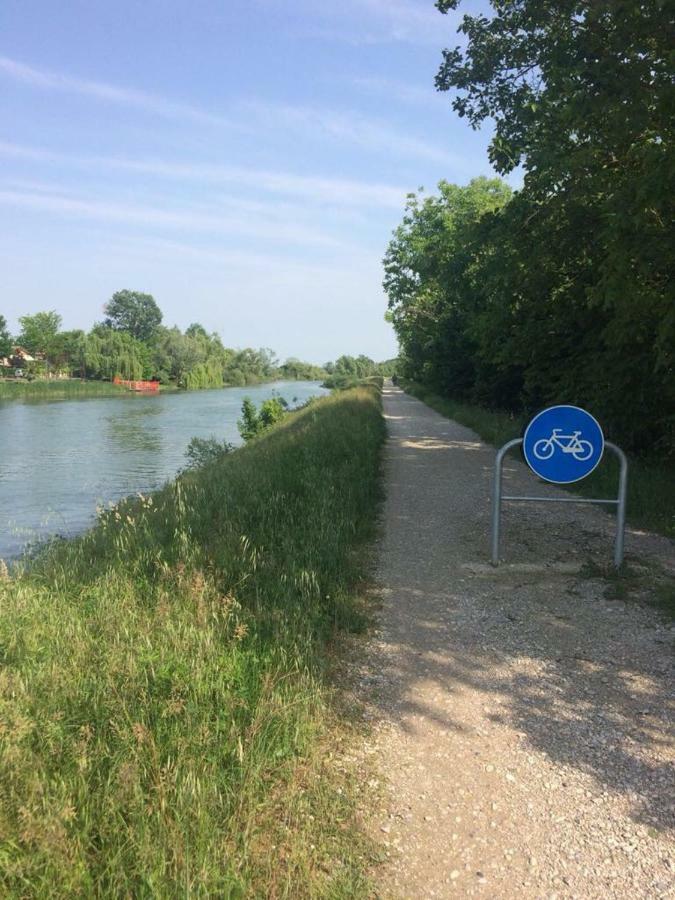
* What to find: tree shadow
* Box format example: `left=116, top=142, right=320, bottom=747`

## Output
left=371, top=387, right=675, bottom=835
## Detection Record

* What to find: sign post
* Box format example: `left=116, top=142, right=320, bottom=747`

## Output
left=491, top=406, right=628, bottom=568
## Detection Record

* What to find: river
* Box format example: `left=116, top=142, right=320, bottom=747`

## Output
left=0, top=380, right=328, bottom=560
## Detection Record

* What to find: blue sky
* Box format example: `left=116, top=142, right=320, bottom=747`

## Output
left=1, top=0, right=501, bottom=363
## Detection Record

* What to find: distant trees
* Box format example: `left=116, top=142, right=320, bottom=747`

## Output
left=3, top=296, right=388, bottom=393
left=84, top=327, right=149, bottom=381
left=323, top=354, right=398, bottom=388
left=278, top=358, right=325, bottom=380
left=0, top=315, right=11, bottom=357
left=17, top=311, right=62, bottom=357
left=103, top=290, right=163, bottom=343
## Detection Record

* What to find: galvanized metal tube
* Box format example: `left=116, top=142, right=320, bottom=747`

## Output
left=607, top=441, right=628, bottom=568
left=502, top=495, right=619, bottom=505
left=491, top=438, right=523, bottom=566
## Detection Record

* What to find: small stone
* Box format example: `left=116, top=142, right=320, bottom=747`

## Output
left=449, top=870, right=460, bottom=880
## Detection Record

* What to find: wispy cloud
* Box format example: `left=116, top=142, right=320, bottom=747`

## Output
left=0, top=140, right=409, bottom=209
left=0, top=55, right=233, bottom=127
left=0, top=184, right=347, bottom=249
left=0, top=54, right=457, bottom=166
left=238, top=101, right=463, bottom=167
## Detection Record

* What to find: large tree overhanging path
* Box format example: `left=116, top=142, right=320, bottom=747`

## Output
left=364, top=383, right=674, bottom=898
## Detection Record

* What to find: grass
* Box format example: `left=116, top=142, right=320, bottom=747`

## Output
left=0, top=378, right=129, bottom=400
left=0, top=385, right=385, bottom=897
left=400, top=379, right=675, bottom=540
left=580, top=558, right=675, bottom=619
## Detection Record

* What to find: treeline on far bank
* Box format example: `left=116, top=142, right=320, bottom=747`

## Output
left=385, top=0, right=673, bottom=458
left=0, top=291, right=394, bottom=391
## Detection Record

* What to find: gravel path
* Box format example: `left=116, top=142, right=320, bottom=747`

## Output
left=363, top=384, right=675, bottom=899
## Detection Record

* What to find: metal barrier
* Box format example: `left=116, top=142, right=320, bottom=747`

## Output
left=491, top=439, right=628, bottom=568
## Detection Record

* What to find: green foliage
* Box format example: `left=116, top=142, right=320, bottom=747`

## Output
left=7, top=295, right=389, bottom=396
left=323, top=355, right=398, bottom=389
left=183, top=436, right=234, bottom=469
left=103, top=289, right=163, bottom=342
left=17, top=310, right=62, bottom=357
left=0, top=386, right=384, bottom=896
left=84, top=326, right=149, bottom=381
left=0, top=314, right=11, bottom=357
left=414, top=1, right=675, bottom=454
left=237, top=396, right=288, bottom=442
left=278, top=357, right=326, bottom=380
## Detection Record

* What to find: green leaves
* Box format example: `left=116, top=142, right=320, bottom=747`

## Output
left=390, top=0, right=673, bottom=453
left=103, top=290, right=163, bottom=343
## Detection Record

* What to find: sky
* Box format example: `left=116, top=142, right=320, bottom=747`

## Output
left=0, top=0, right=501, bottom=363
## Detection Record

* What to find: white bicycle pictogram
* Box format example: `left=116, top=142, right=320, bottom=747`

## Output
left=533, top=429, right=594, bottom=462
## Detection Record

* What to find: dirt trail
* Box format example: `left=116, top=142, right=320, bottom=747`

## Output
left=364, top=384, right=675, bottom=898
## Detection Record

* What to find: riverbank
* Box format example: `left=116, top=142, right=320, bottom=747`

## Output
left=0, top=385, right=384, bottom=896
left=400, top=380, right=675, bottom=540
left=0, top=374, right=328, bottom=403
left=0, top=378, right=130, bottom=400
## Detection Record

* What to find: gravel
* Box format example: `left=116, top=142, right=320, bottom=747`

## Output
left=360, top=384, right=675, bottom=899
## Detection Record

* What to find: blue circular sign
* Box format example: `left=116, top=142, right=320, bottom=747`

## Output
left=523, top=405, right=604, bottom=484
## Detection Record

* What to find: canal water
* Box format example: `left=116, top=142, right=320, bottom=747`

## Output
left=0, top=380, right=328, bottom=560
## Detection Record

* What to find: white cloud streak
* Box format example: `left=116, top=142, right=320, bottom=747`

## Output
left=0, top=185, right=347, bottom=249
left=0, top=55, right=457, bottom=167
left=0, top=140, right=409, bottom=210
left=0, top=55, right=233, bottom=127
left=237, top=101, right=463, bottom=167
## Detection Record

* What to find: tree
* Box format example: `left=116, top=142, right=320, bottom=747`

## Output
left=84, top=326, right=150, bottom=381
left=0, top=315, right=11, bottom=357
left=185, top=323, right=208, bottom=339
left=428, top=0, right=674, bottom=452
left=237, top=397, right=287, bottom=442
left=383, top=178, right=512, bottom=396
left=103, top=290, right=163, bottom=343
left=17, top=311, right=62, bottom=357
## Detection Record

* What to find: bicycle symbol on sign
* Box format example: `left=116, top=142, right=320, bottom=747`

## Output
left=533, top=429, right=594, bottom=462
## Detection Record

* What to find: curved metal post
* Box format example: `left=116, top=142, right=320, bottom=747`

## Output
left=606, top=442, right=628, bottom=568
left=491, top=438, right=522, bottom=566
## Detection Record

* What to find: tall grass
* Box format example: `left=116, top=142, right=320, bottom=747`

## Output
left=0, top=379, right=128, bottom=400
left=401, top=379, right=675, bottom=539
left=0, top=386, right=384, bottom=897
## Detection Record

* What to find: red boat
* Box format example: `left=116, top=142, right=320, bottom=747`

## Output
left=113, top=377, right=160, bottom=393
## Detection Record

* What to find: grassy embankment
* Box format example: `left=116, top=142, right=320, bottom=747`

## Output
left=0, top=386, right=384, bottom=896
left=0, top=379, right=129, bottom=400
left=400, top=379, right=674, bottom=541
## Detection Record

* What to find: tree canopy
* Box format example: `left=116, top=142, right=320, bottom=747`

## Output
left=17, top=311, right=62, bottom=356
left=103, top=290, right=163, bottom=343
left=0, top=315, right=11, bottom=357
left=383, top=1, right=674, bottom=455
